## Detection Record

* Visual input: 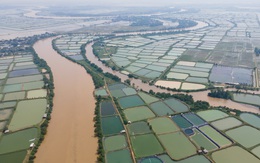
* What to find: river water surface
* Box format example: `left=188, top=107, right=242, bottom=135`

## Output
left=34, top=38, right=97, bottom=163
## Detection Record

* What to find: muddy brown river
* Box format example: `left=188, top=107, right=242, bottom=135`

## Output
left=33, top=38, right=97, bottom=163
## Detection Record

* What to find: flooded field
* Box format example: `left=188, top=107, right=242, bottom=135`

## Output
left=33, top=38, right=97, bottom=163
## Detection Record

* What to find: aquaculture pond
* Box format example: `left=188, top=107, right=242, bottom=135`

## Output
left=8, top=68, right=40, bottom=78
left=148, top=117, right=179, bottom=135
left=191, top=129, right=218, bottom=151
left=240, top=113, right=260, bottom=129
left=225, top=126, right=260, bottom=148
left=8, top=99, right=47, bottom=131
left=209, top=65, right=253, bottom=85
left=124, top=106, right=155, bottom=122
left=211, top=117, right=242, bottom=130
left=158, top=132, right=197, bottom=160
left=212, top=146, right=259, bottom=163
left=127, top=121, right=152, bottom=136
left=100, top=101, right=117, bottom=117
left=138, top=92, right=159, bottom=104
left=199, top=125, right=232, bottom=147
left=164, top=98, right=189, bottom=113
left=106, top=149, right=133, bottom=163
left=158, top=154, right=210, bottom=163
left=183, top=113, right=206, bottom=126
left=130, top=134, right=164, bottom=158
left=233, top=93, right=260, bottom=106
left=197, top=110, right=228, bottom=122
left=171, top=115, right=193, bottom=129
left=104, top=135, right=128, bottom=152
left=0, top=128, right=38, bottom=154
left=101, top=116, right=124, bottom=136
left=150, top=101, right=174, bottom=116
left=118, top=95, right=145, bottom=109
left=0, top=150, right=27, bottom=163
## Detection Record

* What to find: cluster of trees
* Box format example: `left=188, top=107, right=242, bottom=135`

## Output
left=176, top=19, right=198, bottom=29
left=255, top=47, right=260, bottom=56
left=208, top=88, right=232, bottom=99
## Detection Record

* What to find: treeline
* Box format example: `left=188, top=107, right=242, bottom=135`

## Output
left=29, top=45, right=54, bottom=162
left=148, top=90, right=210, bottom=112
left=255, top=47, right=260, bottom=56
left=176, top=19, right=198, bottom=29
left=208, top=88, right=232, bottom=99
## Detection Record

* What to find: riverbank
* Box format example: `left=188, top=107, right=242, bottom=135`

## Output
left=33, top=38, right=97, bottom=163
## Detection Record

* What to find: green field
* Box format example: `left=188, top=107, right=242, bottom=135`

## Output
left=211, top=117, right=242, bottom=130
left=138, top=92, right=159, bottom=104
left=150, top=101, right=174, bottom=116
left=212, top=146, right=259, bottom=163
left=148, top=117, right=179, bottom=135
left=226, top=126, right=260, bottom=148
left=197, top=110, right=229, bottom=122
left=104, top=135, right=128, bottom=152
left=119, top=95, right=145, bottom=109
left=240, top=113, right=260, bottom=129
left=191, top=129, right=218, bottom=151
left=106, top=149, right=133, bottom=163
left=127, top=121, right=152, bottom=136
left=130, top=134, right=164, bottom=158
left=124, top=106, right=155, bottom=122
left=8, top=99, right=47, bottom=131
left=101, top=116, right=124, bottom=136
left=164, top=98, right=189, bottom=113
left=199, top=125, right=231, bottom=147
left=0, top=128, right=38, bottom=154
left=158, top=132, right=197, bottom=160
left=95, top=89, right=108, bottom=96
left=0, top=150, right=27, bottom=163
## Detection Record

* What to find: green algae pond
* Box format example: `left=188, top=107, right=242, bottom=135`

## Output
left=124, top=106, right=155, bottom=122
left=130, top=134, right=164, bottom=158
left=0, top=128, right=38, bottom=154
left=240, top=113, right=260, bottom=129
left=233, top=93, right=260, bottom=106
left=191, top=129, right=218, bottom=151
left=0, top=150, right=27, bottom=163
left=199, top=125, right=232, bottom=147
left=101, top=116, right=124, bottom=136
left=104, top=135, right=128, bottom=152
left=158, top=131, right=197, bottom=160
left=106, top=149, right=133, bottom=163
left=127, top=121, right=152, bottom=136
left=138, top=92, right=159, bottom=104
left=211, top=117, right=242, bottom=130
left=212, top=146, right=259, bottom=163
left=148, top=117, right=179, bottom=135
left=119, top=95, right=145, bottom=109
left=158, top=154, right=211, bottom=163
left=8, top=99, right=47, bottom=131
left=150, top=101, right=174, bottom=116
left=197, top=110, right=229, bottom=122
left=225, top=125, right=260, bottom=148
left=164, top=98, right=189, bottom=113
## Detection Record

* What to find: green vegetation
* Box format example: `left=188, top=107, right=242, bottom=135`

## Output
left=208, top=88, right=232, bottom=99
